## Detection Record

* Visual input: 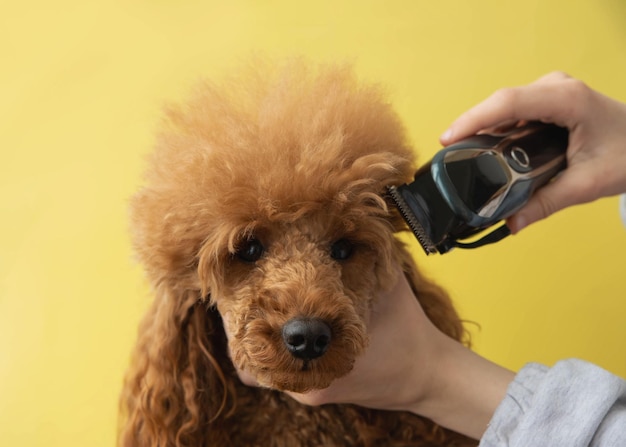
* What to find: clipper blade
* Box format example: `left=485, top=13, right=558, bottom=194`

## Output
left=387, top=185, right=437, bottom=255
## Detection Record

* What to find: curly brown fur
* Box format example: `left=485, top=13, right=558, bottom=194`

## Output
left=120, top=59, right=476, bottom=446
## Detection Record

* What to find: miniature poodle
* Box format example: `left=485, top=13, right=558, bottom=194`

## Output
left=119, top=59, right=475, bottom=446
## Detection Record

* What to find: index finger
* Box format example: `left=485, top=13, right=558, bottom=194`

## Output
left=440, top=76, right=583, bottom=144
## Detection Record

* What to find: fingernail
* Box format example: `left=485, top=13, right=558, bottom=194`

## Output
left=440, top=128, right=453, bottom=142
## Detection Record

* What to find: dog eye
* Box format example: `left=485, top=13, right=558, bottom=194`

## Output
left=330, top=239, right=354, bottom=261
left=236, top=238, right=265, bottom=263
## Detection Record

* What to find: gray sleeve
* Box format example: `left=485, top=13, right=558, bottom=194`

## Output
left=479, top=359, right=626, bottom=446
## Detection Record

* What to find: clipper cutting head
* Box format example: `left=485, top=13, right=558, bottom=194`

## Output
left=387, top=185, right=437, bottom=255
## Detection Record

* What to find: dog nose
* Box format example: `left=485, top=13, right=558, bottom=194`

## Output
left=282, top=318, right=332, bottom=360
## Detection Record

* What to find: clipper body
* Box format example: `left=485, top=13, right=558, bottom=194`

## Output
left=388, top=122, right=569, bottom=254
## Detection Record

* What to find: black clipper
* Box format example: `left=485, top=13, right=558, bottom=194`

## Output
left=387, top=122, right=569, bottom=255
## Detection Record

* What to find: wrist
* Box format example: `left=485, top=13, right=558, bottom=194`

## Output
left=407, top=335, right=515, bottom=440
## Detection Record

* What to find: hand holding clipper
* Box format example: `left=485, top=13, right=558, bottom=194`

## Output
left=388, top=122, right=569, bottom=254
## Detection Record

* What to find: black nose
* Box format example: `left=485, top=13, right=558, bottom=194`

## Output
left=282, top=318, right=332, bottom=360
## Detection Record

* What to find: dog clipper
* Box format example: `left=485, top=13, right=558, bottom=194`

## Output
left=388, top=122, right=569, bottom=255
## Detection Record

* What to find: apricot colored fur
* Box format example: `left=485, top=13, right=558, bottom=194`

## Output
left=120, top=59, right=476, bottom=447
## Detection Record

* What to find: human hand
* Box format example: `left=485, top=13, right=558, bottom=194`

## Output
left=224, top=268, right=447, bottom=411
left=440, top=72, right=626, bottom=233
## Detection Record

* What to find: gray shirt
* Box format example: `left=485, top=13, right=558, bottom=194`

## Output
left=480, top=359, right=626, bottom=446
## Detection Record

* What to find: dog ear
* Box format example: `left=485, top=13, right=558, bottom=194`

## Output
left=119, top=284, right=235, bottom=446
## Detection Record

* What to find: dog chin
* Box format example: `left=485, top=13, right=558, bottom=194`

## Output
left=252, top=360, right=357, bottom=393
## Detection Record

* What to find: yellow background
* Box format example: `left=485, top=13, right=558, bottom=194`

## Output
left=1, top=1, right=625, bottom=445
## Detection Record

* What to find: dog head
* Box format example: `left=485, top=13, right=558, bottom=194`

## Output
left=131, top=60, right=416, bottom=393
